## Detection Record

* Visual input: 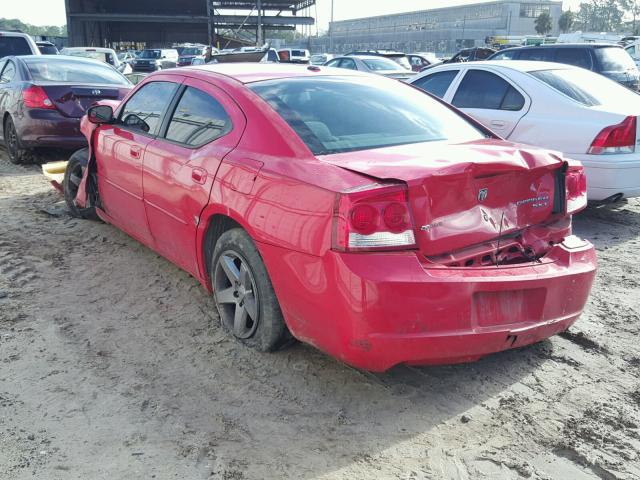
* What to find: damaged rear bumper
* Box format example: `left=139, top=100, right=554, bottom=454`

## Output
left=259, top=236, right=597, bottom=372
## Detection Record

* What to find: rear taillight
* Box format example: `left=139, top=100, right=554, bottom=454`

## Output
left=566, top=166, right=588, bottom=214
left=332, top=184, right=417, bottom=252
left=588, top=116, right=636, bottom=154
left=22, top=85, right=55, bottom=110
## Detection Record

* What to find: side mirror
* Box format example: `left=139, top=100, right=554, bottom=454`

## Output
left=87, top=105, right=114, bottom=124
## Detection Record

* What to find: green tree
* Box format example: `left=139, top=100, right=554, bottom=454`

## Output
left=574, top=0, right=626, bottom=32
left=558, top=10, right=575, bottom=33
left=535, top=12, right=553, bottom=35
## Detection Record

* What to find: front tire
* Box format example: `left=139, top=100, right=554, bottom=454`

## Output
left=211, top=228, right=291, bottom=352
left=63, top=148, right=98, bottom=220
left=4, top=116, right=33, bottom=164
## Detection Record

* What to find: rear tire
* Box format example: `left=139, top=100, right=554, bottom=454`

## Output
left=4, top=116, right=33, bottom=164
left=211, top=228, right=292, bottom=352
left=63, top=148, right=98, bottom=220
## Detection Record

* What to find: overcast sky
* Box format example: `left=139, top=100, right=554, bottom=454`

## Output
left=6, top=0, right=583, bottom=28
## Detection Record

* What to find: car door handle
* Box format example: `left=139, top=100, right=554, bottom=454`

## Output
left=490, top=120, right=506, bottom=128
left=130, top=146, right=142, bottom=159
left=191, top=167, right=207, bottom=184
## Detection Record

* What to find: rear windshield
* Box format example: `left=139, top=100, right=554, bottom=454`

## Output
left=529, top=68, right=636, bottom=106
left=595, top=47, right=636, bottom=71
left=291, top=50, right=307, bottom=57
left=24, top=57, right=130, bottom=85
left=62, top=50, right=112, bottom=64
left=38, top=44, right=58, bottom=55
left=0, top=36, right=32, bottom=57
left=362, top=57, right=402, bottom=71
left=249, top=76, right=485, bottom=155
left=139, top=50, right=161, bottom=59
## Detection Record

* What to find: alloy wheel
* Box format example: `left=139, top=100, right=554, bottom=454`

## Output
left=214, top=250, right=260, bottom=339
left=5, top=121, right=18, bottom=160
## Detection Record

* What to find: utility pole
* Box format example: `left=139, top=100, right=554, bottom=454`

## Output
left=206, top=0, right=216, bottom=47
left=329, top=0, right=334, bottom=52
left=257, top=0, right=263, bottom=46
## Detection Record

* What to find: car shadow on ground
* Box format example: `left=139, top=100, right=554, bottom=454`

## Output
left=573, top=199, right=640, bottom=248
left=2, top=181, right=625, bottom=479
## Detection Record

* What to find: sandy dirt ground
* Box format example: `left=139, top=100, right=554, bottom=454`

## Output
left=1, top=149, right=639, bottom=480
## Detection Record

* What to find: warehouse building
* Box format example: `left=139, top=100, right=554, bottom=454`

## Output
left=64, top=0, right=315, bottom=49
left=319, top=0, right=562, bottom=54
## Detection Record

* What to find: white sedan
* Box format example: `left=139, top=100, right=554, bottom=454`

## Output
left=410, top=60, right=640, bottom=201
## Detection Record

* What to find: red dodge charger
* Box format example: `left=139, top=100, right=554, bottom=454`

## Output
left=65, top=63, right=596, bottom=372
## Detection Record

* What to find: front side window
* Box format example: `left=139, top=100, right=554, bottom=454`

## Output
left=249, top=76, right=485, bottom=156
left=452, top=70, right=525, bottom=111
left=412, top=70, right=459, bottom=98
left=119, top=81, right=179, bottom=135
left=165, top=87, right=232, bottom=147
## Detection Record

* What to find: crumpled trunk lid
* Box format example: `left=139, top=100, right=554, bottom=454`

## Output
left=39, top=83, right=130, bottom=118
left=319, top=139, right=565, bottom=257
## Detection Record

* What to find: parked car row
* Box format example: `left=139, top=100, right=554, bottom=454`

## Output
left=410, top=60, right=640, bottom=202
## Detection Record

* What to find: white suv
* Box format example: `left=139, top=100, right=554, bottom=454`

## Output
left=0, top=31, right=40, bottom=58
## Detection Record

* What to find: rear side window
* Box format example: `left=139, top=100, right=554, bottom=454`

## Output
left=0, top=61, right=16, bottom=83
left=519, top=48, right=552, bottom=61
left=595, top=47, right=637, bottom=72
left=529, top=69, right=601, bottom=106
left=120, top=81, right=179, bottom=135
left=0, top=36, right=32, bottom=57
left=492, top=50, right=518, bottom=60
left=452, top=70, right=525, bottom=111
left=339, top=58, right=357, bottom=70
left=165, top=87, right=232, bottom=147
left=325, top=59, right=340, bottom=67
left=554, top=48, right=592, bottom=69
left=412, top=70, right=458, bottom=98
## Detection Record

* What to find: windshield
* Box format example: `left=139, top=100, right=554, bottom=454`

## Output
left=181, top=47, right=202, bottom=56
left=25, top=57, right=130, bottom=85
left=529, top=68, right=637, bottom=106
left=139, top=50, right=161, bottom=59
left=249, top=76, right=485, bottom=155
left=595, top=47, right=637, bottom=71
left=362, top=57, right=403, bottom=71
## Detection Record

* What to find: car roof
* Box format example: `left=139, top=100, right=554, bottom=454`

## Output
left=185, top=62, right=368, bottom=83
left=500, top=43, right=621, bottom=52
left=436, top=60, right=582, bottom=73
left=0, top=31, right=31, bottom=37
left=62, top=47, right=115, bottom=53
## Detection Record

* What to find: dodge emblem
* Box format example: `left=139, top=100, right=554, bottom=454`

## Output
left=478, top=188, right=489, bottom=202
left=92, top=89, right=102, bottom=95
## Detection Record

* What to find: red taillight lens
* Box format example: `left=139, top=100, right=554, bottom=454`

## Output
left=588, top=116, right=636, bottom=155
left=22, top=86, right=55, bottom=110
left=566, top=166, right=588, bottom=214
left=333, top=184, right=417, bottom=252
left=350, top=204, right=378, bottom=234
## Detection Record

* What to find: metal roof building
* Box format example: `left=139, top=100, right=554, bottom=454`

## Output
left=64, top=0, right=315, bottom=49
left=318, top=0, right=562, bottom=55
